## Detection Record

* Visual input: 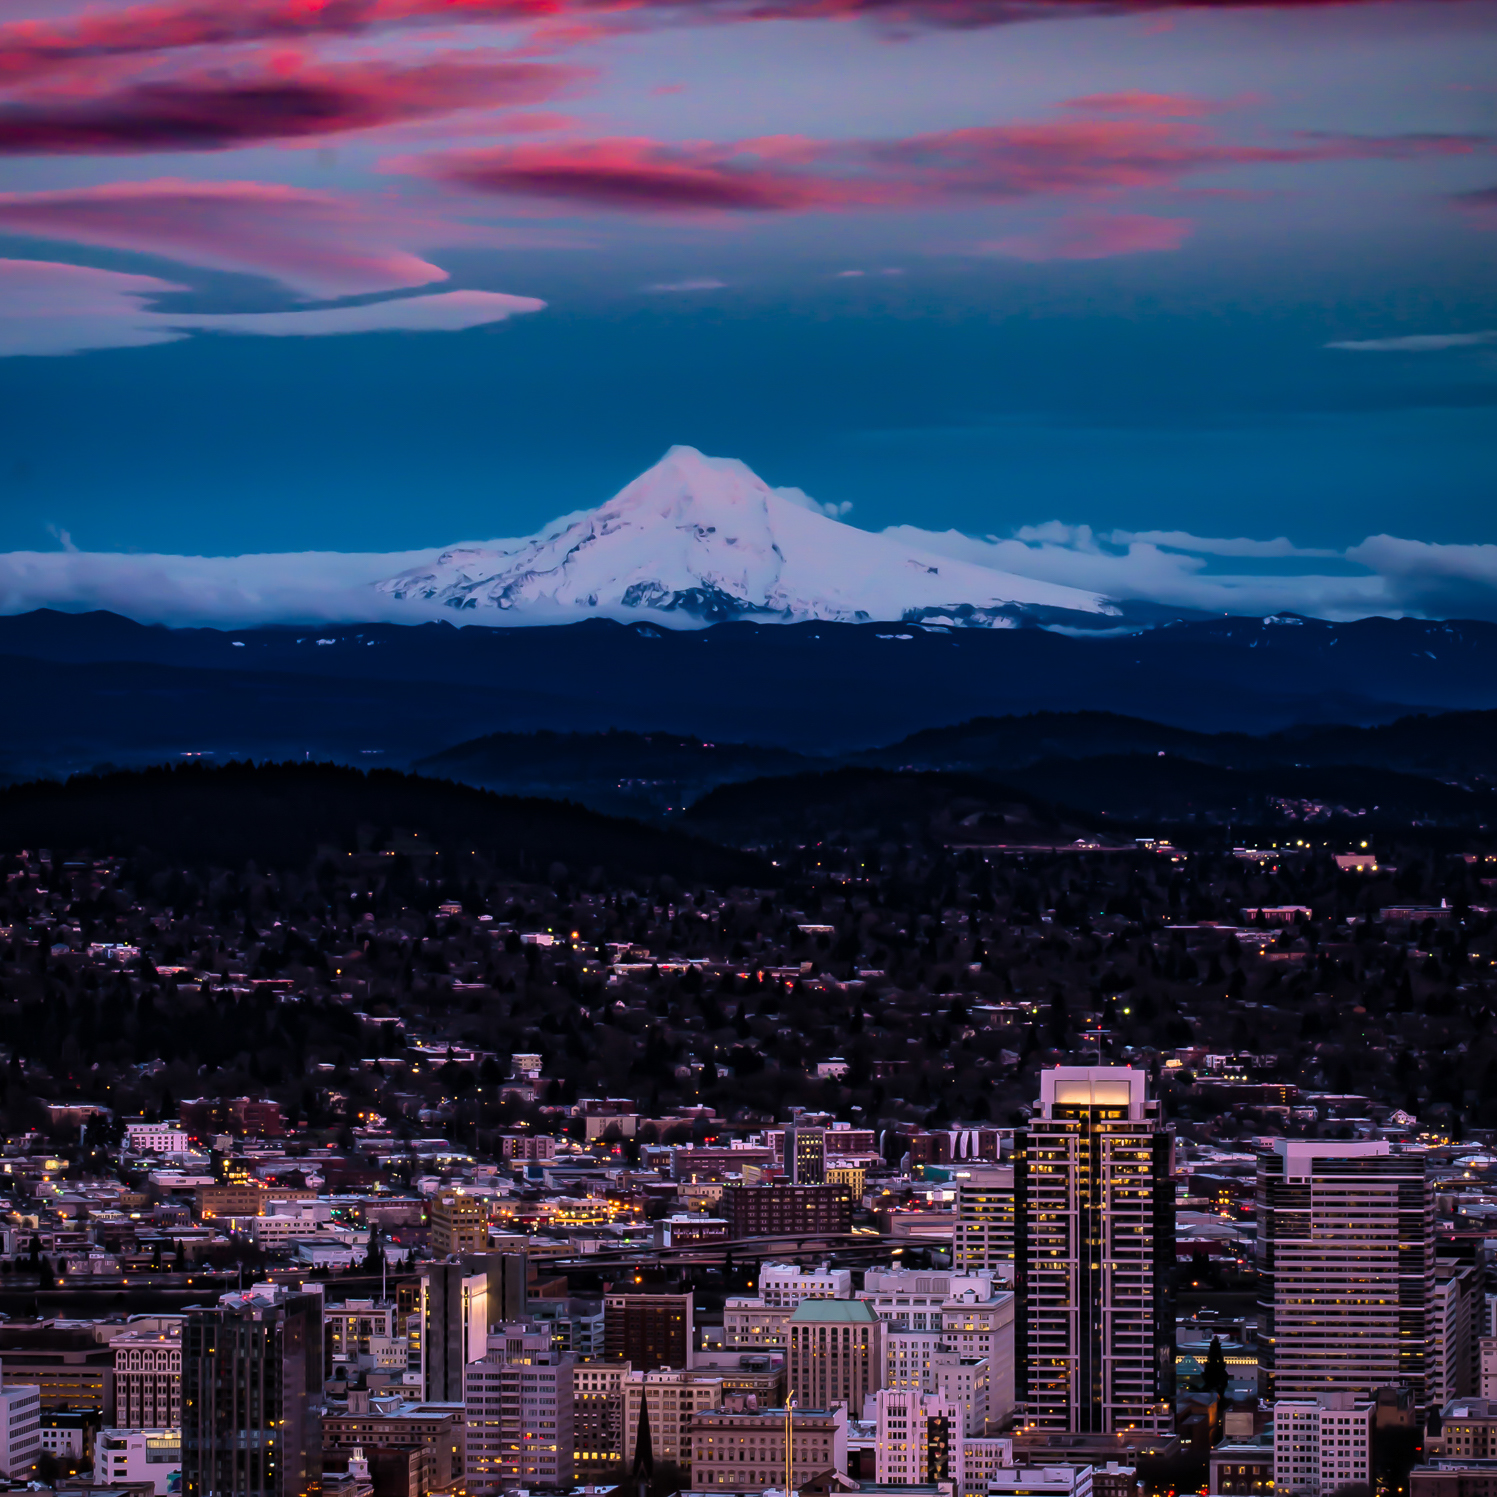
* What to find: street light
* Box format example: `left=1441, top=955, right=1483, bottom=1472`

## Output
left=785, top=1392, right=795, bottom=1497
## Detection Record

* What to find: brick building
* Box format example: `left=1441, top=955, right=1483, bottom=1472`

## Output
left=721, top=1184, right=852, bottom=1240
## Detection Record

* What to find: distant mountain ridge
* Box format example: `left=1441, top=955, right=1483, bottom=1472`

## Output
left=0, top=608, right=1494, bottom=779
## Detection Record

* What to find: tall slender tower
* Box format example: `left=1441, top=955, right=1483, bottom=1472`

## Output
left=1016, top=1066, right=1174, bottom=1433
left=1257, top=1141, right=1432, bottom=1403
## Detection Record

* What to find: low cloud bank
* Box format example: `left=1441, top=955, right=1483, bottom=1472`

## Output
left=878, top=523, right=1497, bottom=624
left=1, top=524, right=1493, bottom=627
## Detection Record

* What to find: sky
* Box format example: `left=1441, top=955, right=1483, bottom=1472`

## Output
left=0, top=0, right=1493, bottom=623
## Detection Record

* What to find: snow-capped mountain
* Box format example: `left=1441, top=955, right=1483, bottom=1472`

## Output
left=375, top=446, right=1111, bottom=627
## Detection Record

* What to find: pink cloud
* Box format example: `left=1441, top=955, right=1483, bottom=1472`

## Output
left=0, top=256, right=545, bottom=356
left=1062, top=90, right=1260, bottom=118
left=0, top=178, right=452, bottom=297
left=981, top=210, right=1193, bottom=260
left=393, top=136, right=909, bottom=212
left=395, top=118, right=1487, bottom=215
left=0, top=256, right=183, bottom=355
left=0, top=53, right=586, bottom=154
left=0, top=0, right=1475, bottom=92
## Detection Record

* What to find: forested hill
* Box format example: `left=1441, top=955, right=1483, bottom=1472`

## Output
left=0, top=762, right=769, bottom=885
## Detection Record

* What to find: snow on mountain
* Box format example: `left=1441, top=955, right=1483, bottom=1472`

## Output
left=375, top=446, right=1112, bottom=627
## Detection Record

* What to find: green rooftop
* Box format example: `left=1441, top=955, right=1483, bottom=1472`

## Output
left=788, top=1299, right=880, bottom=1323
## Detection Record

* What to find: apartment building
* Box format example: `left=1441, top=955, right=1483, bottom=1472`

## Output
left=123, top=1125, right=191, bottom=1155
left=429, top=1196, right=489, bottom=1258
left=888, top=1329, right=944, bottom=1393
left=961, top=1438, right=1017, bottom=1497
left=942, top=1291, right=1016, bottom=1425
left=1432, top=1401, right=1497, bottom=1460
left=723, top=1300, right=793, bottom=1349
left=861, top=1269, right=998, bottom=1331
left=1258, top=1141, right=1433, bottom=1402
left=720, top=1184, right=852, bottom=1240
left=934, top=1353, right=990, bottom=1440
left=1272, top=1395, right=1373, bottom=1497
left=605, top=1290, right=695, bottom=1371
left=325, top=1300, right=399, bottom=1365
left=1433, top=1267, right=1484, bottom=1406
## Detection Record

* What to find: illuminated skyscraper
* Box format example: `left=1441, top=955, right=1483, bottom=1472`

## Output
left=1016, top=1067, right=1174, bottom=1433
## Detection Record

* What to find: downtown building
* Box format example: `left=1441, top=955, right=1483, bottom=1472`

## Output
left=111, top=1322, right=183, bottom=1431
left=1257, top=1140, right=1433, bottom=1403
left=689, top=1404, right=847, bottom=1493
left=464, top=1324, right=574, bottom=1493
left=954, top=1167, right=1016, bottom=1281
left=604, top=1288, right=695, bottom=1370
left=721, top=1183, right=853, bottom=1240
left=1016, top=1066, right=1175, bottom=1433
left=787, top=1300, right=884, bottom=1415
left=182, top=1283, right=324, bottom=1497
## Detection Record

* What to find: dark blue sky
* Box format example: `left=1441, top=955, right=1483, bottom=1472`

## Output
left=1, top=233, right=1493, bottom=556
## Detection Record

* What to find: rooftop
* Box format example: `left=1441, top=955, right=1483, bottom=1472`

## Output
left=789, top=1300, right=880, bottom=1324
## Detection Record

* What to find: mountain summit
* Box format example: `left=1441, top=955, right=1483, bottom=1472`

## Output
left=375, top=446, right=1111, bottom=627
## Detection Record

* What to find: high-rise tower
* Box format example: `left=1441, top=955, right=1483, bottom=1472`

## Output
left=1257, top=1141, right=1432, bottom=1403
left=1016, top=1066, right=1174, bottom=1433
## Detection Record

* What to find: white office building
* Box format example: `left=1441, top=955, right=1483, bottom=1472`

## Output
left=1272, top=1396, right=1372, bottom=1497
left=888, top=1329, right=945, bottom=1393
left=94, top=1429, right=182, bottom=1495
left=960, top=1436, right=1015, bottom=1497
left=942, top=1291, right=1015, bottom=1426
left=875, top=1389, right=962, bottom=1486
left=861, top=1269, right=998, bottom=1331
left=759, top=1263, right=853, bottom=1308
left=0, top=1387, right=41, bottom=1478
left=987, top=1466, right=1095, bottom=1497
left=124, top=1125, right=191, bottom=1155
